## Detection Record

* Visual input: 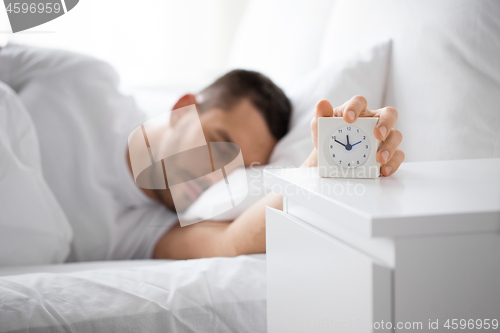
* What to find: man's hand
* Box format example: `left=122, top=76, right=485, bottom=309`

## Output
left=306, top=95, right=405, bottom=176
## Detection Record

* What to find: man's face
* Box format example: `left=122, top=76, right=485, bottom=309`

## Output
left=154, top=98, right=277, bottom=212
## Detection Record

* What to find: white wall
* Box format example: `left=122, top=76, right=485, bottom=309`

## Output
left=0, top=0, right=248, bottom=90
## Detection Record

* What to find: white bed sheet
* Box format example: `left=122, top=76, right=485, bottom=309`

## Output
left=0, top=254, right=267, bottom=333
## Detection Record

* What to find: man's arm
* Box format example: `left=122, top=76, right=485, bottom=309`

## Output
left=153, top=96, right=404, bottom=259
left=153, top=192, right=282, bottom=259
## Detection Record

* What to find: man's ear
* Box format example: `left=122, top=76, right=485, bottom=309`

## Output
left=170, top=94, right=197, bottom=127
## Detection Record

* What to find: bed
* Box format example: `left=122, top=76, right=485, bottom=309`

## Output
left=0, top=255, right=266, bottom=333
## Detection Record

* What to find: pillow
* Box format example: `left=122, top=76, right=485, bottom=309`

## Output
left=0, top=82, right=73, bottom=266
left=320, top=0, right=500, bottom=161
left=184, top=41, right=392, bottom=221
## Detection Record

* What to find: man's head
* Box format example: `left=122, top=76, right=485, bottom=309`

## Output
left=178, top=69, right=291, bottom=164
left=134, top=70, right=292, bottom=211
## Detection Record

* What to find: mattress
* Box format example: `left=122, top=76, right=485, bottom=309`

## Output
left=0, top=254, right=267, bottom=333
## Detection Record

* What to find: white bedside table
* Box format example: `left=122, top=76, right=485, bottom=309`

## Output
left=264, top=158, right=500, bottom=333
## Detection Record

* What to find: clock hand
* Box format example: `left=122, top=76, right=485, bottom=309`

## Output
left=345, top=135, right=352, bottom=151
left=351, top=141, right=362, bottom=147
left=334, top=139, right=346, bottom=147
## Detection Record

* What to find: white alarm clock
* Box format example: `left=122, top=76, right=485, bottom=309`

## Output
left=318, top=117, right=381, bottom=178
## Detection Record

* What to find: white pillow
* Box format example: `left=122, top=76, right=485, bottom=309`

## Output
left=0, top=82, right=73, bottom=266
left=185, top=41, right=391, bottom=221
left=320, top=0, right=500, bottom=161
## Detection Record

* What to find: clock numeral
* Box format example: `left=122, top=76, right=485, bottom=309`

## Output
left=357, top=129, right=359, bottom=133
left=330, top=145, right=333, bottom=148
left=365, top=145, right=368, bottom=149
left=333, top=136, right=336, bottom=140
left=338, top=129, right=342, bottom=133
left=339, top=160, right=342, bottom=164
left=347, top=127, right=351, bottom=131
left=363, top=136, right=366, bottom=140
left=332, top=154, right=335, bottom=158
left=357, top=161, right=359, bottom=164
left=363, top=154, right=366, bottom=158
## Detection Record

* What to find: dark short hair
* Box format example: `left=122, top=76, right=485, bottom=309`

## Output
left=198, top=70, right=291, bottom=140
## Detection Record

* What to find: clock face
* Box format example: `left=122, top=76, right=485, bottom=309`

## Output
left=328, top=125, right=370, bottom=168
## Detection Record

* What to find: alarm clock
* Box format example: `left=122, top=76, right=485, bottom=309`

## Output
left=318, top=117, right=381, bottom=178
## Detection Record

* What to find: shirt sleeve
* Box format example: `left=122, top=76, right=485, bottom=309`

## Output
left=111, top=205, right=178, bottom=260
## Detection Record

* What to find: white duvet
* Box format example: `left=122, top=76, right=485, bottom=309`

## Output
left=0, top=81, right=73, bottom=266
left=0, top=255, right=267, bottom=333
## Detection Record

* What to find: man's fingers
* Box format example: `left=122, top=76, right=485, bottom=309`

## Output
left=381, top=149, right=405, bottom=176
left=374, top=106, right=403, bottom=176
left=341, top=95, right=368, bottom=123
left=377, top=129, right=403, bottom=164
left=373, top=106, right=398, bottom=141
left=310, top=100, right=334, bottom=148
left=316, top=99, right=334, bottom=118
left=310, top=98, right=402, bottom=164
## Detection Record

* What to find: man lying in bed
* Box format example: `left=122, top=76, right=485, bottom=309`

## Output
left=0, top=44, right=404, bottom=262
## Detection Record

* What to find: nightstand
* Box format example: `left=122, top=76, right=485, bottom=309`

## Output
left=264, top=158, right=500, bottom=333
